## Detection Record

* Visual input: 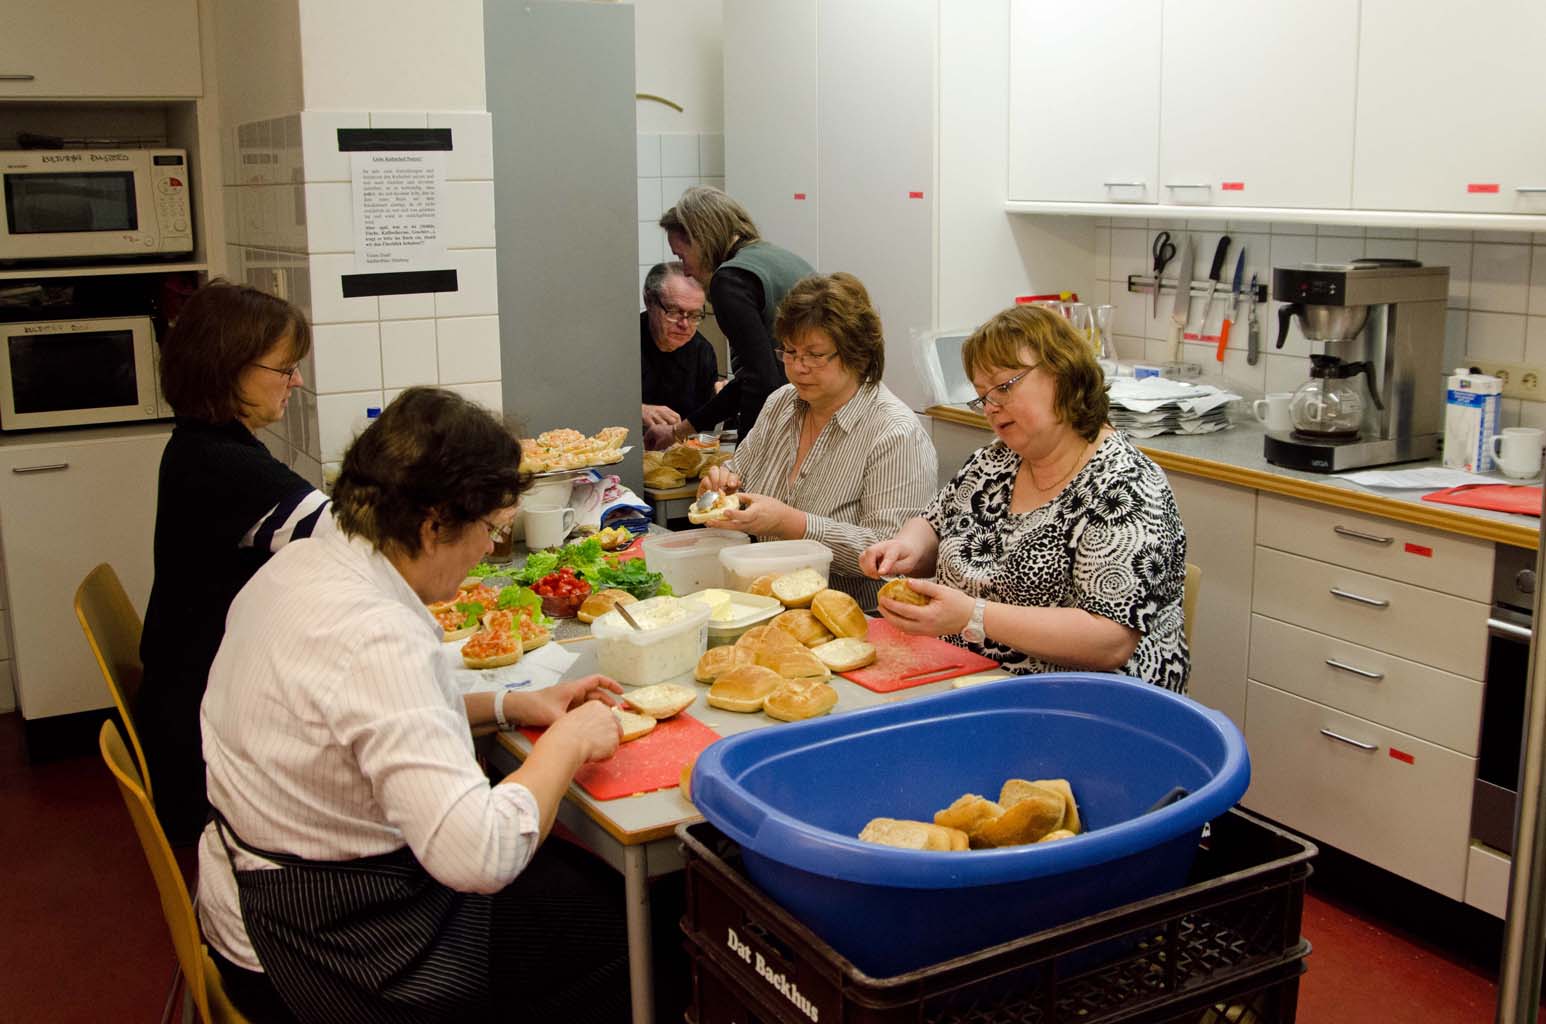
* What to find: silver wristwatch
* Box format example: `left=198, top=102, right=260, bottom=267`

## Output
left=962, top=597, right=988, bottom=645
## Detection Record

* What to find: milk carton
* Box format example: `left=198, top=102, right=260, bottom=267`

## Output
left=1443, top=369, right=1503, bottom=472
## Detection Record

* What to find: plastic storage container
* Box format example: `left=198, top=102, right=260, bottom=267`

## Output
left=682, top=590, right=783, bottom=647
left=590, top=595, right=710, bottom=686
left=718, top=539, right=833, bottom=592
left=678, top=807, right=1312, bottom=1023
left=690, top=673, right=1251, bottom=976
left=643, top=531, right=750, bottom=594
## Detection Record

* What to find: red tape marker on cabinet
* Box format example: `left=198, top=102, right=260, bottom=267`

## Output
left=1389, top=748, right=1415, bottom=765
left=1404, top=542, right=1433, bottom=557
left=1468, top=183, right=1500, bottom=194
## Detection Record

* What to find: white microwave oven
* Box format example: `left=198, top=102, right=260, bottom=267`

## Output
left=0, top=316, right=168, bottom=431
left=0, top=149, right=194, bottom=265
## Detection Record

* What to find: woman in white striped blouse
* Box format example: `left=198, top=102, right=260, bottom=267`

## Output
left=697, top=272, right=937, bottom=608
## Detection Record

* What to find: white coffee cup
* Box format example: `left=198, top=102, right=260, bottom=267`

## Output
left=524, top=505, right=576, bottom=549
left=1253, top=393, right=1294, bottom=433
left=1490, top=427, right=1544, bottom=480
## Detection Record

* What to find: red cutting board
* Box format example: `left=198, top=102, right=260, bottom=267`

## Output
left=842, top=618, right=999, bottom=693
left=521, top=712, right=719, bottom=801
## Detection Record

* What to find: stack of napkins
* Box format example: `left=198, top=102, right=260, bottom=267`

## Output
left=1107, top=377, right=1241, bottom=438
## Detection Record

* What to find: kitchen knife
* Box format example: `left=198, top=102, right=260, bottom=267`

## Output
left=1216, top=248, right=1246, bottom=362
left=1168, top=235, right=1194, bottom=362
left=1246, top=272, right=1261, bottom=365
left=1197, top=235, right=1231, bottom=337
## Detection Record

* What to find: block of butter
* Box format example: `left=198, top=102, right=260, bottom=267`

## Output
left=693, top=588, right=739, bottom=622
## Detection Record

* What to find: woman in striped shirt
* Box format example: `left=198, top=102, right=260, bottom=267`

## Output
left=697, top=272, right=937, bottom=608
left=138, top=281, right=334, bottom=844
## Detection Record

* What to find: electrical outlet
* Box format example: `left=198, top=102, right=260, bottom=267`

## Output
left=1467, top=362, right=1546, bottom=402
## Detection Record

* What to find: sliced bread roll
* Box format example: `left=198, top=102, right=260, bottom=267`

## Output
left=1029, top=778, right=1081, bottom=834
left=771, top=567, right=826, bottom=608
left=687, top=492, right=742, bottom=525
left=706, top=664, right=784, bottom=713
left=933, top=794, right=1005, bottom=834
left=810, top=588, right=868, bottom=639
left=577, top=588, right=637, bottom=624
left=810, top=637, right=877, bottom=672
left=624, top=683, right=696, bottom=719
left=771, top=609, right=834, bottom=647
left=613, top=707, right=657, bottom=742
left=679, top=755, right=697, bottom=803
left=858, top=818, right=969, bottom=851
left=695, top=644, right=752, bottom=683
left=1038, top=829, right=1077, bottom=843
left=643, top=465, right=686, bottom=489
left=973, top=785, right=1066, bottom=847
left=747, top=574, right=779, bottom=597
left=763, top=680, right=838, bottom=722
left=760, top=645, right=831, bottom=682
left=878, top=578, right=930, bottom=607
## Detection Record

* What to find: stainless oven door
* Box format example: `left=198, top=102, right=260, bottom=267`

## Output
left=0, top=316, right=161, bottom=430
left=1474, top=607, right=1533, bottom=854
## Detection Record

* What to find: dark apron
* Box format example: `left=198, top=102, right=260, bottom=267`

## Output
left=211, top=811, right=492, bottom=1024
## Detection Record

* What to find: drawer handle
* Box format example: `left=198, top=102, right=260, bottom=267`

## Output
left=1325, top=658, right=1384, bottom=680
left=0, top=74, right=36, bottom=82
left=1165, top=183, right=1212, bottom=190
left=1330, top=587, right=1389, bottom=609
left=1515, top=187, right=1546, bottom=194
left=11, top=462, right=69, bottom=474
left=1320, top=728, right=1378, bottom=752
left=1333, top=525, right=1393, bottom=545
left=1103, top=181, right=1147, bottom=188
left=1489, top=616, right=1533, bottom=642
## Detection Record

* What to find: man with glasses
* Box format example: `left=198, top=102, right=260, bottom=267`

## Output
left=640, top=261, right=720, bottom=449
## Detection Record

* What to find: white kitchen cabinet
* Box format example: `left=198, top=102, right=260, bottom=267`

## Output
left=1353, top=0, right=1546, bottom=216
left=1167, top=472, right=1253, bottom=729
left=0, top=429, right=168, bottom=720
left=0, top=0, right=202, bottom=98
left=1158, top=0, right=1357, bottom=210
left=722, top=0, right=821, bottom=270
left=1006, top=0, right=1161, bottom=204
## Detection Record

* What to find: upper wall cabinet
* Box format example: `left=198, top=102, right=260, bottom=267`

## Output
left=1007, top=0, right=1161, bottom=204
left=1158, top=0, right=1357, bottom=210
left=1353, top=0, right=1546, bottom=215
left=0, top=0, right=202, bottom=99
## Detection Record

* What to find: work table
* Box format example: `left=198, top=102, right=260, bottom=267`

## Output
left=925, top=404, right=1540, bottom=550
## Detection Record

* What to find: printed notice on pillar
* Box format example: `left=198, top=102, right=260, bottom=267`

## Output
left=350, top=151, right=448, bottom=273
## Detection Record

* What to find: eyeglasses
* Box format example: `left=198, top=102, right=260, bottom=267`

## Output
left=966, top=366, right=1036, bottom=412
left=252, top=362, right=300, bottom=381
left=775, top=347, right=840, bottom=370
left=656, top=303, right=706, bottom=325
left=480, top=517, right=513, bottom=544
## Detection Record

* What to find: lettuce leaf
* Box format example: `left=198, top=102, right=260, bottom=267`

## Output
left=589, top=557, right=670, bottom=600
left=513, top=550, right=560, bottom=586
left=496, top=585, right=553, bottom=628
left=465, top=562, right=500, bottom=578
left=453, top=600, right=485, bottom=629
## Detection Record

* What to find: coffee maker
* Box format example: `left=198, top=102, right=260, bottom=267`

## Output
left=1264, top=259, right=1449, bottom=472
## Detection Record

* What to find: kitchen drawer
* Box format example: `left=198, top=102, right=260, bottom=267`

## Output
left=1243, top=680, right=1473, bottom=900
left=1252, top=547, right=1487, bottom=679
left=1248, top=614, right=1482, bottom=754
left=1255, top=493, right=1492, bottom=601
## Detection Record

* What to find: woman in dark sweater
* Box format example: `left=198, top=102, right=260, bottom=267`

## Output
left=659, top=186, right=814, bottom=439
left=137, top=281, right=332, bottom=844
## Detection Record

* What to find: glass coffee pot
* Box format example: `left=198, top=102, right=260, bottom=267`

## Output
left=1289, top=354, right=1383, bottom=438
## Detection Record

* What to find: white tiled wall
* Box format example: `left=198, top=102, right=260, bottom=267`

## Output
left=1090, top=219, right=1546, bottom=429
left=637, top=131, right=725, bottom=303
left=225, top=109, right=503, bottom=488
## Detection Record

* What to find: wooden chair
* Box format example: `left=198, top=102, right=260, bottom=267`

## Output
left=75, top=563, right=151, bottom=800
left=100, top=720, right=250, bottom=1024
left=1183, top=562, right=1202, bottom=649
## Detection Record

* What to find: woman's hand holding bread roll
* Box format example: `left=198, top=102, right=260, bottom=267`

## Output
left=696, top=462, right=741, bottom=499
left=877, top=577, right=978, bottom=641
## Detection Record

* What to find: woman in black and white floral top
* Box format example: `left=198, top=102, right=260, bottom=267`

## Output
left=861, top=304, right=1189, bottom=691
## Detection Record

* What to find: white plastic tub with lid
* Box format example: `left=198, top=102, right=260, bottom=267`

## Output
left=590, top=595, right=710, bottom=686
left=718, top=539, right=833, bottom=592
left=642, top=530, right=749, bottom=594
left=682, top=589, right=783, bottom=647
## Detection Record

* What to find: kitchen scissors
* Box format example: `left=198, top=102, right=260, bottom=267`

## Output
left=1151, top=231, right=1177, bottom=317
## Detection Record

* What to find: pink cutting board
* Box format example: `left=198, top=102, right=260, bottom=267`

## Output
left=841, top=618, right=999, bottom=693
left=522, top=711, right=719, bottom=801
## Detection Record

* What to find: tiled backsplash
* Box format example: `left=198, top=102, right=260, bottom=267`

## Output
left=1090, top=219, right=1546, bottom=429
left=223, top=110, right=502, bottom=487
left=636, top=131, right=724, bottom=302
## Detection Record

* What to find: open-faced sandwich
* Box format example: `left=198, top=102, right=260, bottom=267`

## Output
left=687, top=491, right=742, bottom=525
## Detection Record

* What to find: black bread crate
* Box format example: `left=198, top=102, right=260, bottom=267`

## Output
left=679, top=808, right=1315, bottom=1024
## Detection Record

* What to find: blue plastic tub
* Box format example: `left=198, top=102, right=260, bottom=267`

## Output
left=690, top=672, right=1251, bottom=977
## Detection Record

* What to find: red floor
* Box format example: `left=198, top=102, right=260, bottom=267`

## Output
left=0, top=707, right=1531, bottom=1023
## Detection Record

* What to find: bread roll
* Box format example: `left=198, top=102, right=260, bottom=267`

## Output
left=878, top=578, right=930, bottom=607
left=760, top=645, right=831, bottom=682
left=772, top=568, right=826, bottom=608
left=735, top=625, right=774, bottom=654
left=577, top=588, right=637, bottom=624
left=810, top=637, right=877, bottom=672
left=519, top=624, right=552, bottom=652
left=643, top=466, right=686, bottom=489
left=687, top=492, right=742, bottom=525
left=747, top=625, right=805, bottom=663
left=763, top=680, right=838, bottom=722
left=695, top=644, right=752, bottom=683
left=1038, top=829, right=1077, bottom=843
left=706, top=664, right=784, bottom=713
left=858, top=819, right=968, bottom=852
left=972, top=786, right=1065, bottom=847
left=1029, top=778, right=1081, bottom=834
left=810, top=589, right=868, bottom=639
left=624, top=683, right=696, bottom=719
left=679, top=755, right=697, bottom=803
left=613, top=707, right=657, bottom=742
left=771, top=609, right=834, bottom=647
left=747, top=574, right=779, bottom=597
left=662, top=445, right=705, bottom=474
left=933, top=794, right=1005, bottom=834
